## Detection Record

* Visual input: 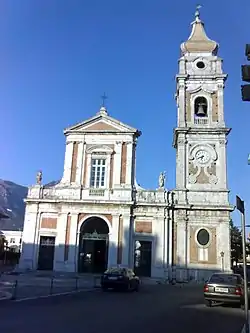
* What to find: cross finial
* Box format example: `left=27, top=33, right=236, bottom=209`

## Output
left=101, top=92, right=108, bottom=107
left=195, top=4, right=202, bottom=21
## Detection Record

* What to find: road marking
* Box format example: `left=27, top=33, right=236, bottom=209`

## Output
left=13, top=288, right=99, bottom=302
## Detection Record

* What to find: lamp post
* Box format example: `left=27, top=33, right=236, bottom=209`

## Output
left=220, top=251, right=225, bottom=272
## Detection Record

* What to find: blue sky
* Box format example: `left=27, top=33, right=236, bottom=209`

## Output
left=0, top=1, right=250, bottom=225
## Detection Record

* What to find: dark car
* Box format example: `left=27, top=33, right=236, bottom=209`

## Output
left=204, top=273, right=245, bottom=308
left=101, top=267, right=140, bottom=291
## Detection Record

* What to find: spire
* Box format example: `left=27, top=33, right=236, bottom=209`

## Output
left=181, top=5, right=218, bottom=55
left=97, top=93, right=108, bottom=116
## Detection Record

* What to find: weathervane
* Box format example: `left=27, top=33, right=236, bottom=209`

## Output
left=195, top=4, right=202, bottom=20
left=101, top=92, right=108, bottom=107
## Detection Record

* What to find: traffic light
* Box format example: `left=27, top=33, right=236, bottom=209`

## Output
left=241, top=44, right=250, bottom=101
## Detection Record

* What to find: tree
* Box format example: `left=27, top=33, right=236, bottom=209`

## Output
left=230, top=219, right=243, bottom=265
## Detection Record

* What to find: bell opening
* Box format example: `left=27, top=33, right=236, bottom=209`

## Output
left=194, top=97, right=208, bottom=118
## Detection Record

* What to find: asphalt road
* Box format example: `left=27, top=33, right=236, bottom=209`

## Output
left=0, top=284, right=245, bottom=333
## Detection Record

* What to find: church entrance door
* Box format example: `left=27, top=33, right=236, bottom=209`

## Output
left=78, top=217, right=109, bottom=274
left=37, top=236, right=55, bottom=271
left=134, top=240, right=152, bottom=277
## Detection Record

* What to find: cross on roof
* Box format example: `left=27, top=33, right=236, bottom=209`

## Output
left=101, top=92, right=108, bottom=107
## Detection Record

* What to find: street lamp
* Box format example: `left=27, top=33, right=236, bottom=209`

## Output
left=220, top=251, right=225, bottom=271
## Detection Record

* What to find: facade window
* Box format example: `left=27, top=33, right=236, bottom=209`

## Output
left=90, top=158, right=106, bottom=188
left=197, top=228, right=210, bottom=246
left=10, top=238, right=15, bottom=244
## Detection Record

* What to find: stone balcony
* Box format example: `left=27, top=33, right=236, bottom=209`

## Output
left=26, top=185, right=171, bottom=205
left=135, top=189, right=169, bottom=204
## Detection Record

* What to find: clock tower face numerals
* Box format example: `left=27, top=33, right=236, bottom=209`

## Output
left=195, top=149, right=211, bottom=165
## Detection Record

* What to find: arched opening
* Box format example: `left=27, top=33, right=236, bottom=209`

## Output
left=194, top=96, right=208, bottom=118
left=78, top=217, right=109, bottom=274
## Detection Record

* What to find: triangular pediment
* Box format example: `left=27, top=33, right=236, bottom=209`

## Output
left=64, top=113, right=140, bottom=135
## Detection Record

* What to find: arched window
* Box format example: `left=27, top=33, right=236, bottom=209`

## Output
left=194, top=97, right=208, bottom=118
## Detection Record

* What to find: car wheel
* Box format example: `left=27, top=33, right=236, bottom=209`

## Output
left=205, top=300, right=212, bottom=307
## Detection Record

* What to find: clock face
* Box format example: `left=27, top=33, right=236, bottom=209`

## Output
left=195, top=149, right=210, bottom=164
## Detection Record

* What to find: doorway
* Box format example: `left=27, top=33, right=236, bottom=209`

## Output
left=37, top=236, right=55, bottom=270
left=134, top=240, right=152, bottom=277
left=78, top=217, right=109, bottom=274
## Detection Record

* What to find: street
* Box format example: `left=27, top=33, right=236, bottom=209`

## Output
left=0, top=284, right=245, bottom=333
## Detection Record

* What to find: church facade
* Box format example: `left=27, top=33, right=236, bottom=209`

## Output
left=19, top=12, right=234, bottom=281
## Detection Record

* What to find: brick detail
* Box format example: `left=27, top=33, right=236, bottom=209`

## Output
left=120, top=142, right=127, bottom=184
left=41, top=217, right=57, bottom=229
left=117, top=216, right=123, bottom=265
left=77, top=213, right=112, bottom=227
left=82, top=153, right=87, bottom=187
left=64, top=214, right=71, bottom=261
left=135, top=221, right=152, bottom=234
left=185, top=92, right=191, bottom=122
left=207, top=228, right=217, bottom=264
left=70, top=142, right=79, bottom=182
left=189, top=226, right=198, bottom=263
left=84, top=121, right=119, bottom=131
left=212, top=92, right=218, bottom=122
left=189, top=226, right=217, bottom=264
left=109, top=153, right=114, bottom=188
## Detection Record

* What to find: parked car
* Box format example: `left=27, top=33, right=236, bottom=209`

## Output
left=204, top=273, right=245, bottom=308
left=101, top=267, right=140, bottom=291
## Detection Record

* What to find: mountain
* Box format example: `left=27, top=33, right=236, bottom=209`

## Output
left=0, top=179, right=28, bottom=230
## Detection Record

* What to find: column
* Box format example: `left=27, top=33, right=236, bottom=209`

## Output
left=121, top=214, right=131, bottom=266
left=218, top=139, right=228, bottom=191
left=219, top=221, right=231, bottom=271
left=62, top=141, right=74, bottom=183
left=54, top=213, right=67, bottom=271
left=217, top=80, right=225, bottom=124
left=176, top=221, right=186, bottom=266
left=67, top=214, right=78, bottom=272
left=85, top=153, right=92, bottom=188
left=154, top=217, right=164, bottom=267
left=176, top=136, right=187, bottom=190
left=178, top=79, right=186, bottom=127
left=19, top=204, right=39, bottom=270
left=113, top=142, right=122, bottom=186
left=125, top=142, right=133, bottom=186
left=81, top=142, right=87, bottom=185
left=108, top=215, right=119, bottom=267
left=168, top=215, right=173, bottom=277
left=75, top=141, right=84, bottom=184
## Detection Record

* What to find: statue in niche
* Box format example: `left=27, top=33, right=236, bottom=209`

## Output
left=36, top=170, right=42, bottom=185
left=158, top=171, right=166, bottom=188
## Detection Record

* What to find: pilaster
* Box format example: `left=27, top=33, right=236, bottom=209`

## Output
left=113, top=141, right=122, bottom=186
left=62, top=141, right=74, bottom=183
left=108, top=214, right=119, bottom=267
left=125, top=142, right=133, bottom=186
left=121, top=214, right=131, bottom=266
left=67, top=213, right=78, bottom=272
left=54, top=213, right=68, bottom=270
left=75, top=141, right=84, bottom=184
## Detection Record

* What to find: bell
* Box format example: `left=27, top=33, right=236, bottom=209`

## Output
left=196, top=103, right=206, bottom=116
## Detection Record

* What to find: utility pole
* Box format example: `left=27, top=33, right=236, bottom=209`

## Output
left=236, top=195, right=249, bottom=333
left=241, top=44, right=250, bottom=101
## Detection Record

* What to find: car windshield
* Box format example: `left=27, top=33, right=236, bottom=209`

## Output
left=105, top=268, right=126, bottom=275
left=209, top=274, right=239, bottom=284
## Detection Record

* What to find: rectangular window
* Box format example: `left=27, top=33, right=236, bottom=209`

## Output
left=10, top=238, right=15, bottom=243
left=90, top=158, right=106, bottom=188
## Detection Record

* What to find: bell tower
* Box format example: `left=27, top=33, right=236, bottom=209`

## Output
left=173, top=8, right=233, bottom=277
left=173, top=8, right=230, bottom=203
